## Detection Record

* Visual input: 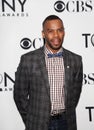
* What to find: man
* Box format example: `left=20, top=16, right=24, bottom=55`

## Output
left=14, top=15, right=83, bottom=130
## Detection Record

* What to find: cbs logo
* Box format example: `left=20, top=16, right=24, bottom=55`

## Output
left=54, top=1, right=65, bottom=12
left=20, top=37, right=44, bottom=49
left=54, top=0, right=93, bottom=12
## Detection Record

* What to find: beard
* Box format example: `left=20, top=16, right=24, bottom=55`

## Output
left=44, top=38, right=63, bottom=51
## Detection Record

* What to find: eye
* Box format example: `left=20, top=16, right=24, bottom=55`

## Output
left=54, top=1, right=65, bottom=12
left=48, top=30, right=53, bottom=33
left=20, top=38, right=32, bottom=49
left=58, top=28, right=64, bottom=32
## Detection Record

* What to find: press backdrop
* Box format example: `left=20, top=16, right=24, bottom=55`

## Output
left=0, top=0, right=94, bottom=130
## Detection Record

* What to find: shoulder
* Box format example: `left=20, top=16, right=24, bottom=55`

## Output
left=18, top=47, right=44, bottom=67
left=63, top=48, right=82, bottom=60
left=63, top=48, right=83, bottom=71
left=21, top=47, right=44, bottom=60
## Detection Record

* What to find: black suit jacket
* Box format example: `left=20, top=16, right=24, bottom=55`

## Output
left=14, top=46, right=83, bottom=130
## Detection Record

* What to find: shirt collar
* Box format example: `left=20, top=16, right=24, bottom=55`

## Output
left=44, top=45, right=63, bottom=58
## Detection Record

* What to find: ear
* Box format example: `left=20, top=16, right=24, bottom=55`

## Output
left=64, top=31, right=65, bottom=37
left=42, top=31, right=45, bottom=38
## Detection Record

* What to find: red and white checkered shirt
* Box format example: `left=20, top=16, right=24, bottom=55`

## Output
left=45, top=46, right=65, bottom=114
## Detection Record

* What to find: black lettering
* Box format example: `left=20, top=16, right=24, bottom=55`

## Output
left=0, top=88, right=2, bottom=91
left=66, top=1, right=75, bottom=12
left=91, top=34, right=94, bottom=46
left=33, top=38, right=43, bottom=49
left=88, top=73, right=94, bottom=85
left=83, top=74, right=87, bottom=85
left=18, top=0, right=27, bottom=12
left=2, top=13, right=6, bottom=16
left=82, top=33, right=91, bottom=48
left=9, top=88, right=13, bottom=91
left=0, top=74, right=3, bottom=84
left=4, top=72, right=14, bottom=87
left=77, top=0, right=84, bottom=12
left=86, top=106, right=94, bottom=121
left=2, top=0, right=15, bottom=12
left=6, top=13, right=11, bottom=16
left=4, top=88, right=8, bottom=91
left=85, top=0, right=93, bottom=12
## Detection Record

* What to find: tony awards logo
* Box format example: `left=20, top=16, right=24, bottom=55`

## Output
left=0, top=0, right=28, bottom=17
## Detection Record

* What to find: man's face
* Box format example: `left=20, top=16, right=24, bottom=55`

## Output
left=42, top=19, right=65, bottom=53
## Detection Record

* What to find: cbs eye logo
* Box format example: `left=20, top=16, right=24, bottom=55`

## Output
left=20, top=37, right=44, bottom=49
left=54, top=1, right=65, bottom=12
left=20, top=38, right=32, bottom=49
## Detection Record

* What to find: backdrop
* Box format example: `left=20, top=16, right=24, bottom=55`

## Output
left=0, top=0, right=94, bottom=130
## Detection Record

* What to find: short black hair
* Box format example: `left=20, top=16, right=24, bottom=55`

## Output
left=42, top=15, right=63, bottom=28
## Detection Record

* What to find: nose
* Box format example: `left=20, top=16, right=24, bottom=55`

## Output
left=54, top=30, right=58, bottom=37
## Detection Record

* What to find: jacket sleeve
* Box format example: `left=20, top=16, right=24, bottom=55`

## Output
left=13, top=55, right=29, bottom=125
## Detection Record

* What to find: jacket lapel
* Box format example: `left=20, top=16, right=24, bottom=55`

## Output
left=38, top=47, right=50, bottom=98
left=63, top=48, right=70, bottom=102
left=63, top=48, right=70, bottom=80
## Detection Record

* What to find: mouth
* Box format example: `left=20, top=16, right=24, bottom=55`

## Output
left=52, top=38, right=61, bottom=46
